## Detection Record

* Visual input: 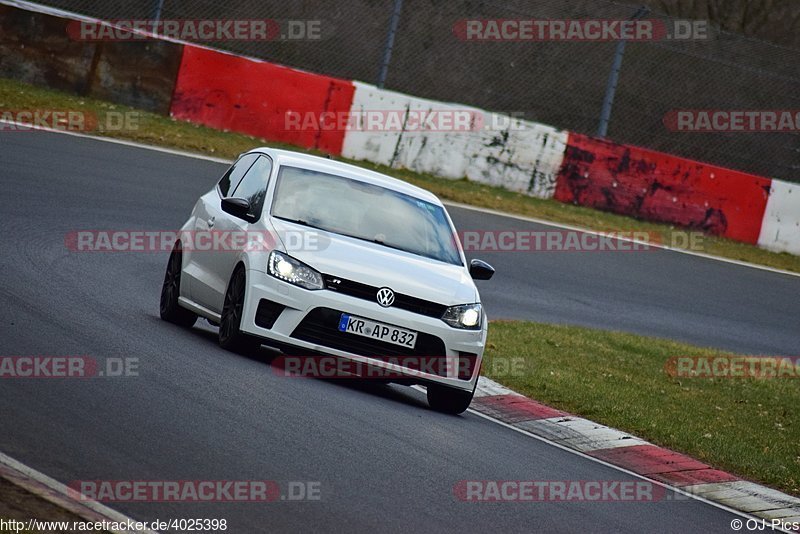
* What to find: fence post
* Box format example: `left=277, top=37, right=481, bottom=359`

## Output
left=151, top=0, right=165, bottom=23
left=597, top=6, right=649, bottom=138
left=376, top=0, right=404, bottom=89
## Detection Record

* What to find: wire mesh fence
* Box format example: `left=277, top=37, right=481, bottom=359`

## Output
left=27, top=0, right=800, bottom=183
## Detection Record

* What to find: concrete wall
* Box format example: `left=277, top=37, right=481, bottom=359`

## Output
left=170, top=44, right=355, bottom=153
left=554, top=133, right=772, bottom=244
left=758, top=180, right=800, bottom=255
left=0, top=4, right=183, bottom=114
left=341, top=81, right=568, bottom=198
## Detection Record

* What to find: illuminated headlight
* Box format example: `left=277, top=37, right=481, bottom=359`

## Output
left=267, top=251, right=324, bottom=290
left=441, top=303, right=482, bottom=329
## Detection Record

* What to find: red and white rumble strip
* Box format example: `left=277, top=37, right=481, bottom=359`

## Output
left=469, top=376, right=800, bottom=527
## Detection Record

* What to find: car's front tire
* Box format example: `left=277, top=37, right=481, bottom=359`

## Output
left=160, top=244, right=197, bottom=328
left=219, top=266, right=262, bottom=354
left=427, top=384, right=475, bottom=415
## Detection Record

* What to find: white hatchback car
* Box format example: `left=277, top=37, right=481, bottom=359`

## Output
left=160, top=148, right=494, bottom=414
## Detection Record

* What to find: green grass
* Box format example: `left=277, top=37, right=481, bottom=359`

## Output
left=483, top=320, right=800, bottom=496
left=1, top=77, right=799, bottom=273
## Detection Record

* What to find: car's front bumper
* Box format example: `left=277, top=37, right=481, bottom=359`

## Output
left=240, top=269, right=485, bottom=391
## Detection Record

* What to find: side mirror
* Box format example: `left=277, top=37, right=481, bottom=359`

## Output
left=469, top=259, right=495, bottom=280
left=221, top=197, right=257, bottom=223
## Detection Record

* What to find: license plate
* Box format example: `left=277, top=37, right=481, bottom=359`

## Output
left=338, top=314, right=417, bottom=349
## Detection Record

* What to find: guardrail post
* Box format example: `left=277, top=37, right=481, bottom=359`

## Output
left=597, top=6, right=649, bottom=138
left=151, top=0, right=165, bottom=24
left=376, top=0, right=404, bottom=89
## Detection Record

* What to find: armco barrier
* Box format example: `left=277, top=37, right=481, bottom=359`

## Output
left=554, top=133, right=772, bottom=244
left=758, top=179, right=800, bottom=255
left=170, top=45, right=355, bottom=154
left=0, top=4, right=183, bottom=114
left=341, top=81, right=567, bottom=198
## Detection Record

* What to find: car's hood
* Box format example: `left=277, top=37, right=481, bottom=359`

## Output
left=270, top=217, right=477, bottom=306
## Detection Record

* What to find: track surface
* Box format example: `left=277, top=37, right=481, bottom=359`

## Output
left=2, top=131, right=796, bottom=532
left=465, top=214, right=799, bottom=357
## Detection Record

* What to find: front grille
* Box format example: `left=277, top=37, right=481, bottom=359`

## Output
left=291, top=307, right=448, bottom=375
left=322, top=274, right=448, bottom=318
left=255, top=299, right=285, bottom=329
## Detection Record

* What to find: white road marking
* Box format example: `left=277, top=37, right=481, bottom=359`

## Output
left=445, top=201, right=800, bottom=279
left=0, top=119, right=231, bottom=164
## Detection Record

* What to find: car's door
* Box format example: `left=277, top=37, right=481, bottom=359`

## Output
left=184, top=153, right=258, bottom=310
left=193, top=154, right=274, bottom=313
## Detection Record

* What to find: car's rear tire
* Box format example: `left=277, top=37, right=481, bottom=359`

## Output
left=427, top=384, right=475, bottom=415
left=219, top=267, right=262, bottom=354
left=160, top=245, right=197, bottom=327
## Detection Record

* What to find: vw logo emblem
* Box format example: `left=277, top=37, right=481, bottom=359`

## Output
left=376, top=287, right=395, bottom=307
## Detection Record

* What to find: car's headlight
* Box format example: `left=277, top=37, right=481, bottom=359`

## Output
left=441, top=303, right=482, bottom=329
left=267, top=251, right=324, bottom=290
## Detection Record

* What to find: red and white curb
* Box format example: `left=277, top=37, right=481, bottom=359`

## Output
left=471, top=376, right=800, bottom=526
left=0, top=451, right=158, bottom=533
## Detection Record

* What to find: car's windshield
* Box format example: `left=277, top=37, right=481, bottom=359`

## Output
left=271, top=166, right=462, bottom=266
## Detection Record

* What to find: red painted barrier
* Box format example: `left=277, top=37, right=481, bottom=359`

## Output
left=472, top=395, right=566, bottom=423
left=554, top=133, right=772, bottom=244
left=587, top=445, right=711, bottom=476
left=170, top=46, right=355, bottom=154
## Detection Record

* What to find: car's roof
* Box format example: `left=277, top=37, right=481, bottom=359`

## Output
left=248, top=147, right=442, bottom=205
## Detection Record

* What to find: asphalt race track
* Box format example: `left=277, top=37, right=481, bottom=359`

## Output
left=1, top=130, right=797, bottom=532
left=461, top=209, right=800, bottom=357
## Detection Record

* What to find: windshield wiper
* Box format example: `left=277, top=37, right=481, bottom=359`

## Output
left=368, top=237, right=406, bottom=252
left=273, top=215, right=323, bottom=231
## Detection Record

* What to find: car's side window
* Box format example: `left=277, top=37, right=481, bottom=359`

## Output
left=217, top=153, right=259, bottom=197
left=230, top=155, right=273, bottom=220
